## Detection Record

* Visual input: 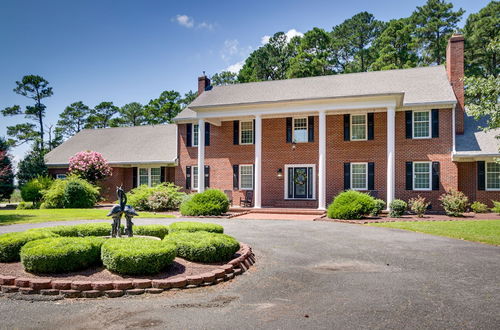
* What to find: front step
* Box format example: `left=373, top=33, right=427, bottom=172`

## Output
left=229, top=207, right=325, bottom=216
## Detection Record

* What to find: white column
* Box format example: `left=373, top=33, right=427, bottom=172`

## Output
left=386, top=106, right=396, bottom=208
left=197, top=119, right=205, bottom=193
left=254, top=114, right=262, bottom=208
left=318, top=110, right=326, bottom=210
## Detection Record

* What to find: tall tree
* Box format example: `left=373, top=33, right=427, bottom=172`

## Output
left=411, top=0, right=465, bottom=65
left=211, top=71, right=239, bottom=86
left=463, top=1, right=500, bottom=77
left=110, top=102, right=146, bottom=127
left=57, top=101, right=90, bottom=137
left=144, top=90, right=181, bottom=124
left=287, top=28, right=335, bottom=78
left=1, top=75, right=53, bottom=150
left=370, top=18, right=419, bottom=71
left=86, top=102, right=119, bottom=129
left=180, top=90, right=198, bottom=109
left=0, top=138, right=15, bottom=200
left=17, top=147, right=48, bottom=187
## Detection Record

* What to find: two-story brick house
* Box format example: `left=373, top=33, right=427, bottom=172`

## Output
left=46, top=34, right=500, bottom=210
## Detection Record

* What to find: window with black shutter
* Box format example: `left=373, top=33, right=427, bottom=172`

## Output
left=368, top=162, right=375, bottom=190
left=432, top=162, right=440, bottom=190
left=367, top=113, right=374, bottom=140
left=477, top=161, right=485, bottom=191
left=233, top=120, right=239, bottom=145
left=186, top=166, right=191, bottom=189
left=431, top=109, right=439, bottom=138
left=405, top=162, right=413, bottom=190
left=343, top=114, right=350, bottom=141
left=204, top=122, right=210, bottom=146
left=405, top=111, right=412, bottom=139
left=308, top=116, right=314, bottom=142
left=286, top=117, right=293, bottom=143
left=186, top=123, right=192, bottom=147
left=344, top=163, right=350, bottom=190
left=204, top=165, right=210, bottom=188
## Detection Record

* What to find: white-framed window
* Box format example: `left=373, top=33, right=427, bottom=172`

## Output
left=350, top=162, right=368, bottom=190
left=192, top=124, right=199, bottom=146
left=413, top=110, right=431, bottom=139
left=293, top=117, right=308, bottom=143
left=56, top=174, right=67, bottom=180
left=413, top=162, right=431, bottom=190
left=192, top=166, right=198, bottom=189
left=239, top=164, right=254, bottom=190
left=351, top=114, right=367, bottom=141
left=239, top=121, right=254, bottom=145
left=138, top=167, right=162, bottom=187
left=486, top=162, right=500, bottom=190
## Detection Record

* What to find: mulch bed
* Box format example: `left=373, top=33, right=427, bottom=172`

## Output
left=317, top=212, right=500, bottom=224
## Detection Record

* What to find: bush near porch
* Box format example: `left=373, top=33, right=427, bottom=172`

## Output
left=327, top=190, right=376, bottom=220
left=180, top=189, right=230, bottom=216
left=127, top=183, right=186, bottom=211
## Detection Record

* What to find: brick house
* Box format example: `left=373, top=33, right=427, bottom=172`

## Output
left=46, top=34, right=500, bottom=209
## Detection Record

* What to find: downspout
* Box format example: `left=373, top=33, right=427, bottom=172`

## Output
left=452, top=103, right=456, bottom=154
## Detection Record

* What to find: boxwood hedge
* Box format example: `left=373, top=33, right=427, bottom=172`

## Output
left=20, top=237, right=105, bottom=273
left=101, top=238, right=177, bottom=275
left=164, top=231, right=239, bottom=263
left=0, top=231, right=60, bottom=262
left=168, top=221, right=223, bottom=234
left=29, top=223, right=119, bottom=237
left=134, top=225, right=169, bottom=239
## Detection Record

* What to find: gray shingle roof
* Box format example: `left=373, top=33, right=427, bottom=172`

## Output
left=176, top=65, right=456, bottom=120
left=455, top=115, right=500, bottom=156
left=45, top=124, right=178, bottom=166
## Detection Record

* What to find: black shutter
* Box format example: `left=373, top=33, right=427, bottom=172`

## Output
left=186, top=123, right=192, bottom=147
left=232, top=165, right=239, bottom=190
left=132, top=167, right=138, bottom=188
left=233, top=120, right=239, bottom=145
left=431, top=109, right=439, bottom=138
left=288, top=167, right=294, bottom=198
left=160, top=166, right=166, bottom=182
left=405, top=111, right=412, bottom=139
left=477, top=161, right=485, bottom=191
left=368, top=162, right=375, bottom=190
left=405, top=162, right=413, bottom=190
left=186, top=166, right=191, bottom=189
left=308, top=116, right=314, bottom=142
left=286, top=117, right=293, bottom=143
left=344, top=163, right=350, bottom=190
left=367, top=113, right=374, bottom=140
left=205, top=122, right=210, bottom=146
left=204, top=165, right=210, bottom=188
left=307, top=167, right=313, bottom=198
left=343, top=114, right=350, bottom=141
left=252, top=119, right=256, bottom=144
left=432, top=161, right=440, bottom=190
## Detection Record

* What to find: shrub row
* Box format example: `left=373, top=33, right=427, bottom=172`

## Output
left=0, top=230, right=59, bottom=262
left=169, top=221, right=223, bottom=234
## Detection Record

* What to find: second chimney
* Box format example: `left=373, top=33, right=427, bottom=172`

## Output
left=198, top=74, right=211, bottom=96
left=446, top=33, right=465, bottom=134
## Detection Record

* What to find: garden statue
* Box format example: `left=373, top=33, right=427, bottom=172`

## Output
left=107, top=187, right=138, bottom=237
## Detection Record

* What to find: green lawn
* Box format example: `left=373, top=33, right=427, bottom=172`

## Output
left=369, top=220, right=500, bottom=246
left=0, top=209, right=175, bottom=226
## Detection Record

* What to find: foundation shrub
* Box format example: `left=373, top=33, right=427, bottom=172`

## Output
left=127, top=183, right=186, bottom=211
left=439, top=190, right=469, bottom=217
left=0, top=230, right=59, bottom=262
left=470, top=201, right=489, bottom=213
left=389, top=199, right=407, bottom=218
left=370, top=199, right=386, bottom=216
left=409, top=196, right=430, bottom=217
left=491, top=201, right=500, bottom=214
left=40, top=175, right=100, bottom=209
left=327, top=190, right=376, bottom=220
left=168, top=221, right=224, bottom=234
left=179, top=189, right=230, bottom=216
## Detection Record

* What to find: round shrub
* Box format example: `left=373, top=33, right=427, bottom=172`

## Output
left=134, top=225, right=170, bottom=239
left=20, top=176, right=53, bottom=206
left=389, top=199, right=407, bottom=218
left=409, top=196, right=430, bottom=217
left=20, top=237, right=105, bottom=273
left=127, top=183, right=186, bottom=211
left=470, top=201, right=488, bottom=213
left=439, top=190, right=469, bottom=217
left=0, top=231, right=59, bottom=262
left=180, top=189, right=230, bottom=216
left=169, top=221, right=223, bottom=234
left=101, top=238, right=176, bottom=275
left=327, top=190, right=376, bottom=219
left=164, top=231, right=239, bottom=263
left=370, top=199, right=386, bottom=216
left=40, top=175, right=100, bottom=209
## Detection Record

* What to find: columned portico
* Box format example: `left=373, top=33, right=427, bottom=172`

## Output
left=386, top=106, right=396, bottom=207
left=197, top=119, right=205, bottom=192
left=318, top=110, right=326, bottom=210
left=254, top=114, right=262, bottom=208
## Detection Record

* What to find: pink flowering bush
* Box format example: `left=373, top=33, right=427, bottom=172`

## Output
left=68, top=151, right=112, bottom=183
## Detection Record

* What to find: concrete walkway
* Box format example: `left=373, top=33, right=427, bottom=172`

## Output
left=0, top=218, right=499, bottom=329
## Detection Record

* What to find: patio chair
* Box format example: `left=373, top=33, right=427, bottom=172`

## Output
left=240, top=190, right=253, bottom=207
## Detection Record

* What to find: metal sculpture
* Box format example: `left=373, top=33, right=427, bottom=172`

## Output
left=107, top=187, right=138, bottom=237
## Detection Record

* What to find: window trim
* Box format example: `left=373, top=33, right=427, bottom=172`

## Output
left=485, top=161, right=500, bottom=191
left=239, top=164, right=254, bottom=190
left=292, top=117, right=308, bottom=143
left=350, top=162, right=368, bottom=190
left=412, top=161, right=432, bottom=191
left=412, top=110, right=431, bottom=139
left=284, top=164, right=316, bottom=200
left=239, top=120, right=254, bottom=145
left=192, top=124, right=199, bottom=147
left=137, top=167, right=162, bottom=187
left=350, top=114, right=368, bottom=141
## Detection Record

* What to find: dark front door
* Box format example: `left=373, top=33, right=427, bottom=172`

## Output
left=293, top=167, right=308, bottom=199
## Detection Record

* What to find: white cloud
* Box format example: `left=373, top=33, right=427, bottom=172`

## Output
left=197, top=22, right=215, bottom=31
left=261, top=35, right=271, bottom=45
left=220, top=39, right=251, bottom=62
left=261, top=28, right=304, bottom=45
left=175, top=14, right=194, bottom=28
left=226, top=60, right=244, bottom=74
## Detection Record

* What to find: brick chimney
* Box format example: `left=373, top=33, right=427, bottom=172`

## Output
left=446, top=33, right=464, bottom=134
left=198, top=73, right=211, bottom=96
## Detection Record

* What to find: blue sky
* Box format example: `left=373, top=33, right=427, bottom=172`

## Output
left=0, top=0, right=490, bottom=164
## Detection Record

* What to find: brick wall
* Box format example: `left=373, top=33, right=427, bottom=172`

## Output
left=457, top=162, right=500, bottom=207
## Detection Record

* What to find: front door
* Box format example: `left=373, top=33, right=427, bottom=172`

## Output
left=287, top=165, right=314, bottom=199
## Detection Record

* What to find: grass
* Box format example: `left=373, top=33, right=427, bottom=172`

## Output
left=0, top=209, right=175, bottom=226
left=369, top=220, right=500, bottom=246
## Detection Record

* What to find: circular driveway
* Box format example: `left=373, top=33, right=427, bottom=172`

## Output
left=0, top=218, right=499, bottom=329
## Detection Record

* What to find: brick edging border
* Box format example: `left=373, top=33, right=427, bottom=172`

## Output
left=0, top=243, right=255, bottom=299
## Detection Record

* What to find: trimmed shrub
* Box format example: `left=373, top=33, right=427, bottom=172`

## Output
left=101, top=238, right=176, bottom=275
left=134, top=225, right=170, bottom=239
left=20, top=176, right=53, bottom=207
left=169, top=221, right=224, bottom=234
left=30, top=223, right=115, bottom=237
left=127, top=183, right=186, bottom=211
left=164, top=231, right=239, bottom=263
left=389, top=199, right=407, bottom=218
left=493, top=201, right=500, bottom=214
left=16, top=201, right=36, bottom=210
left=370, top=199, right=386, bottom=216
left=20, top=237, right=105, bottom=273
left=0, top=231, right=60, bottom=262
left=327, top=190, right=375, bottom=220
left=470, top=201, right=489, bottom=213
left=40, top=175, right=100, bottom=209
left=409, top=196, right=430, bottom=217
left=180, top=189, right=230, bottom=216
left=439, top=190, right=469, bottom=217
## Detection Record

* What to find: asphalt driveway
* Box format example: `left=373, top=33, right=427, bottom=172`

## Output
left=0, top=218, right=499, bottom=329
